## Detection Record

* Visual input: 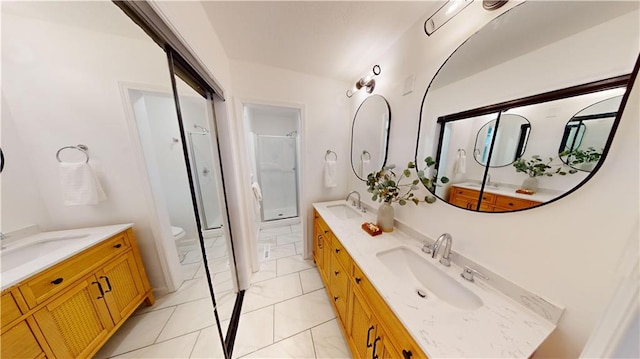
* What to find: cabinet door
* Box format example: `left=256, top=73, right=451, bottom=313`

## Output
left=99, top=251, right=146, bottom=324
left=313, top=223, right=325, bottom=270
left=349, top=288, right=376, bottom=359
left=33, top=276, right=113, bottom=358
left=0, top=320, right=45, bottom=359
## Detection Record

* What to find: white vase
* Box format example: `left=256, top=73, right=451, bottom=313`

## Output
left=521, top=176, right=538, bottom=192
left=376, top=201, right=395, bottom=232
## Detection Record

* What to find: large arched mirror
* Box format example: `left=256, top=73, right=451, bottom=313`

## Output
left=416, top=1, right=639, bottom=212
left=351, top=94, right=391, bottom=180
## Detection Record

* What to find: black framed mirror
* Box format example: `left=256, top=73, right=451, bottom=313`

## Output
left=474, top=114, right=530, bottom=167
left=415, top=1, right=639, bottom=213
left=351, top=94, right=391, bottom=180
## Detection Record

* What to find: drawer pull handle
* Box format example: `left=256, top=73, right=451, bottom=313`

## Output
left=333, top=296, right=338, bottom=302
left=334, top=271, right=339, bottom=276
left=324, top=230, right=328, bottom=234
left=355, top=277, right=362, bottom=284
left=335, top=248, right=340, bottom=253
left=92, top=281, right=105, bottom=299
left=508, top=203, right=514, bottom=206
left=372, top=337, right=381, bottom=359
left=100, top=275, right=112, bottom=293
left=114, top=243, right=122, bottom=248
left=402, top=349, right=413, bottom=359
left=51, top=278, right=64, bottom=285
left=366, top=325, right=374, bottom=348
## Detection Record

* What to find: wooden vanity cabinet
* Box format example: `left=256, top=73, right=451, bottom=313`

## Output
left=314, top=210, right=428, bottom=359
left=1, top=291, right=48, bottom=359
left=449, top=185, right=541, bottom=212
left=0, top=227, right=154, bottom=358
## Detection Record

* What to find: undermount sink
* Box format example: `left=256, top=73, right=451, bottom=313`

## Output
left=327, top=204, right=361, bottom=219
left=376, top=246, right=483, bottom=310
left=465, top=182, right=500, bottom=190
left=1, top=234, right=90, bottom=271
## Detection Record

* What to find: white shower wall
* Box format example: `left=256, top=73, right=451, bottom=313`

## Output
left=256, top=135, right=298, bottom=221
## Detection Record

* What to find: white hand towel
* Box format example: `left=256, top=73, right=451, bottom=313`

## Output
left=453, top=151, right=466, bottom=175
left=59, top=162, right=107, bottom=206
left=251, top=181, right=263, bottom=202
left=360, top=158, right=371, bottom=178
left=324, top=160, right=337, bottom=188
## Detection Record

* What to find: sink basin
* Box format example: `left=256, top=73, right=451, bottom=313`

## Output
left=464, top=182, right=499, bottom=190
left=376, top=246, right=483, bottom=310
left=327, top=204, right=361, bottom=219
left=1, top=234, right=89, bottom=271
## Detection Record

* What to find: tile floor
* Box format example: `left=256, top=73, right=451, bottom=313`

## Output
left=95, top=224, right=350, bottom=358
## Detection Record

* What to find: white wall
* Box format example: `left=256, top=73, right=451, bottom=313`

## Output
left=1, top=10, right=174, bottom=289
left=348, top=1, right=639, bottom=357
left=230, top=60, right=351, bottom=257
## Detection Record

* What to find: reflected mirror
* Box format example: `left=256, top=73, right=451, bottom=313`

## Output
left=351, top=94, right=391, bottom=180
left=416, top=1, right=639, bottom=212
left=559, top=95, right=623, bottom=172
left=474, top=114, right=530, bottom=167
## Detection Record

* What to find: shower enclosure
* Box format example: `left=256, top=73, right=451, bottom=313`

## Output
left=255, top=134, right=299, bottom=221
left=189, top=132, right=222, bottom=230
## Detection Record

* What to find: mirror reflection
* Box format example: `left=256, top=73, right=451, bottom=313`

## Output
left=416, top=1, right=639, bottom=213
left=474, top=114, right=530, bottom=167
left=351, top=94, right=391, bottom=180
left=559, top=95, right=623, bottom=172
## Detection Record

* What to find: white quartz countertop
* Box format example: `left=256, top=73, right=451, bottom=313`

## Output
left=452, top=182, right=563, bottom=203
left=313, top=201, right=556, bottom=358
left=1, top=224, right=133, bottom=291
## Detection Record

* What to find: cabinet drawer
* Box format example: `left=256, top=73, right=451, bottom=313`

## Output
left=19, top=233, right=130, bottom=308
left=449, top=187, right=480, bottom=200
left=1, top=320, right=44, bottom=359
left=330, top=254, right=349, bottom=299
left=1, top=292, right=22, bottom=328
left=331, top=236, right=351, bottom=271
left=494, top=195, right=536, bottom=210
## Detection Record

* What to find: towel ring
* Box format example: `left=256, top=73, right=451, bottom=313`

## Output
left=57, top=144, right=89, bottom=163
left=458, top=149, right=466, bottom=156
left=361, top=150, right=371, bottom=161
left=325, top=150, right=337, bottom=161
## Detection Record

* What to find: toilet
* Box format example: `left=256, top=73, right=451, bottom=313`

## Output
left=171, top=226, right=186, bottom=241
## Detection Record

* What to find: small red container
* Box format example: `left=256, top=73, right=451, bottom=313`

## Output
left=361, top=222, right=382, bottom=236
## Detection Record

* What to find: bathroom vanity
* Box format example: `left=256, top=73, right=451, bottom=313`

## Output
left=313, top=201, right=560, bottom=358
left=0, top=224, right=154, bottom=358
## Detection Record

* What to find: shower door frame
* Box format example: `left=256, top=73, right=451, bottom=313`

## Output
left=254, top=134, right=300, bottom=223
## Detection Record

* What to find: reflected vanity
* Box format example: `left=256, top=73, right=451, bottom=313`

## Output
left=415, top=1, right=639, bottom=212
left=350, top=94, right=391, bottom=180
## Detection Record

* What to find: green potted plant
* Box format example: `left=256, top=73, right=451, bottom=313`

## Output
left=366, top=157, right=448, bottom=232
left=560, top=147, right=602, bottom=171
left=513, top=155, right=576, bottom=192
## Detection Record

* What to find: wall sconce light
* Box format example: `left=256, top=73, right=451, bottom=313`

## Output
left=424, top=0, right=473, bottom=36
left=346, top=65, right=381, bottom=98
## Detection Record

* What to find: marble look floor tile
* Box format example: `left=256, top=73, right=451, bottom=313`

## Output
left=311, top=319, right=350, bottom=359
left=177, top=242, right=200, bottom=252
left=260, top=226, right=291, bottom=236
left=276, top=255, right=315, bottom=276
left=190, top=325, right=226, bottom=358
left=242, top=330, right=315, bottom=358
left=261, top=243, right=296, bottom=262
left=112, top=332, right=199, bottom=358
left=95, top=307, right=175, bottom=359
left=207, top=256, right=231, bottom=274
left=295, top=242, right=306, bottom=255
left=211, top=269, right=236, bottom=293
left=290, top=223, right=302, bottom=233
left=204, top=236, right=217, bottom=248
left=251, top=260, right=277, bottom=284
left=214, top=290, right=238, bottom=321
left=230, top=306, right=274, bottom=358
left=136, top=277, right=210, bottom=314
left=181, top=262, right=201, bottom=281
left=273, top=289, right=336, bottom=341
left=299, top=267, right=324, bottom=294
left=276, top=233, right=302, bottom=246
left=242, top=273, right=302, bottom=313
left=156, top=297, right=217, bottom=342
left=182, top=249, right=204, bottom=264
left=206, top=240, right=228, bottom=259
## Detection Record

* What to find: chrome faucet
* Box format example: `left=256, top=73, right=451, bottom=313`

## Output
left=431, top=233, right=453, bottom=266
left=346, top=190, right=361, bottom=209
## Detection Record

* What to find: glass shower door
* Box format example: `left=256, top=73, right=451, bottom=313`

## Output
left=256, top=135, right=298, bottom=221
left=189, top=132, right=222, bottom=230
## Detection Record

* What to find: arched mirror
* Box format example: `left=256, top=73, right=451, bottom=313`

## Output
left=559, top=94, right=623, bottom=172
left=474, top=114, right=530, bottom=167
left=351, top=94, right=391, bottom=180
left=416, top=1, right=639, bottom=212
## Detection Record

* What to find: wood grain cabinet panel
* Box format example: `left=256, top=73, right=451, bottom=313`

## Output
left=1, top=292, right=22, bottom=328
left=1, top=320, right=45, bottom=359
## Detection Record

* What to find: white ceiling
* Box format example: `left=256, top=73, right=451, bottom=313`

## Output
left=202, top=1, right=442, bottom=82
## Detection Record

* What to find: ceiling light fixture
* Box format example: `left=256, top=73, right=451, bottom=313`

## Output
left=424, top=0, right=473, bottom=36
left=346, top=65, right=381, bottom=98
left=482, top=0, right=508, bottom=11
